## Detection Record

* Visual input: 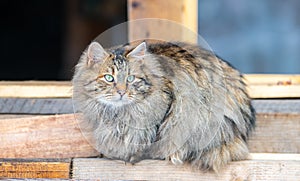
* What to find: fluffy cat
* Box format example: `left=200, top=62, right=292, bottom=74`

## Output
left=72, top=40, right=255, bottom=172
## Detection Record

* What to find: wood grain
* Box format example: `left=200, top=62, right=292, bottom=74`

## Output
left=0, top=114, right=98, bottom=158
left=248, top=114, right=300, bottom=153
left=128, top=0, right=198, bottom=43
left=0, top=98, right=73, bottom=114
left=0, top=113, right=299, bottom=159
left=0, top=81, right=71, bottom=98
left=0, top=159, right=70, bottom=179
left=72, top=154, right=300, bottom=180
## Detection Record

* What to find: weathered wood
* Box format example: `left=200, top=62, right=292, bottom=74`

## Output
left=0, top=81, right=71, bottom=98
left=251, top=99, right=300, bottom=114
left=248, top=113, right=300, bottom=153
left=128, top=0, right=198, bottom=43
left=0, top=114, right=36, bottom=120
left=245, top=74, right=300, bottom=85
left=0, top=159, right=70, bottom=179
left=245, top=74, right=300, bottom=98
left=247, top=84, right=300, bottom=98
left=0, top=98, right=72, bottom=114
left=0, top=113, right=299, bottom=158
left=1, top=98, right=299, bottom=115
left=0, top=75, right=299, bottom=98
left=0, top=114, right=98, bottom=158
left=72, top=154, right=300, bottom=180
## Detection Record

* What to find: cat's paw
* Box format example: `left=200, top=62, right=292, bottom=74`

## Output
left=128, top=154, right=143, bottom=164
left=170, top=152, right=183, bottom=165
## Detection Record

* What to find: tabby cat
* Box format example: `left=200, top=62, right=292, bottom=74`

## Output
left=72, top=40, right=255, bottom=172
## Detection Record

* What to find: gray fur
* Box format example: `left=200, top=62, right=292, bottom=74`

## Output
left=72, top=41, right=255, bottom=172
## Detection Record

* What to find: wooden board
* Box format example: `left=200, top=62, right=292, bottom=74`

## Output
left=0, top=81, right=71, bottom=98
left=245, top=74, right=300, bottom=98
left=0, top=113, right=299, bottom=159
left=0, top=75, right=299, bottom=98
left=1, top=98, right=299, bottom=114
left=72, top=153, right=300, bottom=180
left=0, top=159, right=70, bottom=179
left=0, top=114, right=98, bottom=158
left=245, top=74, right=300, bottom=85
left=248, top=113, right=300, bottom=153
left=128, top=0, right=198, bottom=43
left=0, top=98, right=72, bottom=114
left=248, top=84, right=300, bottom=98
left=251, top=99, right=300, bottom=114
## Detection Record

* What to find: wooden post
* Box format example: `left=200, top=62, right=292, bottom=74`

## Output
left=127, top=0, right=198, bottom=43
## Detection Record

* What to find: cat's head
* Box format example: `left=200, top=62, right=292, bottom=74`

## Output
left=73, top=41, right=162, bottom=107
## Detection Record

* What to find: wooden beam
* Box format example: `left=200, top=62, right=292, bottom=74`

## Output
left=0, top=98, right=72, bottom=114
left=72, top=154, right=300, bottom=180
left=245, top=74, right=300, bottom=85
left=0, top=114, right=98, bottom=158
left=127, top=0, right=198, bottom=43
left=248, top=113, right=300, bottom=153
left=245, top=74, right=300, bottom=98
left=247, top=84, right=300, bottom=98
left=0, top=81, right=71, bottom=98
left=0, top=113, right=299, bottom=159
left=251, top=99, right=300, bottom=114
left=0, top=75, right=299, bottom=98
left=1, top=98, right=299, bottom=114
left=0, top=159, right=70, bottom=179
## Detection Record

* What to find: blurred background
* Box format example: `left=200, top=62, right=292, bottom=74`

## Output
left=0, top=0, right=299, bottom=80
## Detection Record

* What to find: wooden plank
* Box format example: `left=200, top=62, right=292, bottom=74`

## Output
left=248, top=113, right=300, bottom=153
left=0, top=159, right=70, bottom=179
left=128, top=0, right=198, bottom=43
left=245, top=74, right=300, bottom=85
left=245, top=74, right=300, bottom=98
left=0, top=113, right=299, bottom=158
left=0, top=114, right=36, bottom=120
left=0, top=98, right=73, bottom=114
left=72, top=154, right=300, bottom=180
left=0, top=75, right=299, bottom=98
left=247, top=84, right=300, bottom=98
left=0, top=81, right=71, bottom=98
left=1, top=98, right=299, bottom=115
left=251, top=99, right=300, bottom=114
left=0, top=114, right=98, bottom=158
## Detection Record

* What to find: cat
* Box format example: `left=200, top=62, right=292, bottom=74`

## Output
left=72, top=40, right=255, bottom=172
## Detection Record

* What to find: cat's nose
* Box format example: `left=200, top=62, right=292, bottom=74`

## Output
left=117, top=89, right=126, bottom=96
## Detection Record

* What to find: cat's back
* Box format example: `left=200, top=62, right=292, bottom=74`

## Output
left=144, top=41, right=242, bottom=86
left=146, top=41, right=232, bottom=73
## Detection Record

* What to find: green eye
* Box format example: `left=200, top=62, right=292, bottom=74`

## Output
left=104, top=74, right=114, bottom=82
left=127, top=75, right=135, bottom=83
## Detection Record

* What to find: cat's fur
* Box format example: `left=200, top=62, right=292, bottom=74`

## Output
left=72, top=40, right=255, bottom=172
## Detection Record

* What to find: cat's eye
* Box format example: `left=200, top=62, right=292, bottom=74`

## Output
left=104, top=74, right=114, bottom=82
left=127, top=75, right=135, bottom=83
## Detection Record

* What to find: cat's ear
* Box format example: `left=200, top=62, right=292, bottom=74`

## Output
left=127, top=42, right=147, bottom=58
left=87, top=42, right=109, bottom=66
